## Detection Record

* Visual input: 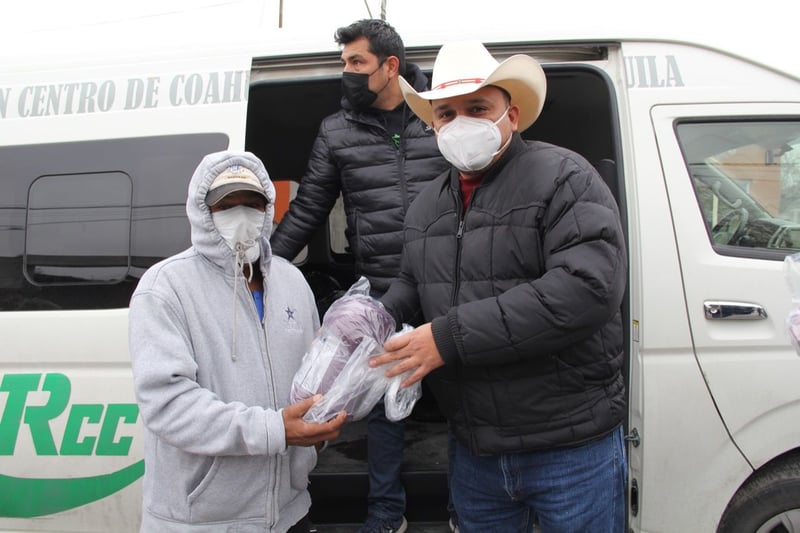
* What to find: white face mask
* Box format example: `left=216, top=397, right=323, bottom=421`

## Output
left=211, top=205, right=265, bottom=264
left=436, top=107, right=511, bottom=173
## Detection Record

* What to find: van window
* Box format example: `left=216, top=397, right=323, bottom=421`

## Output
left=677, top=121, right=800, bottom=254
left=0, top=133, right=229, bottom=311
left=25, top=172, right=132, bottom=286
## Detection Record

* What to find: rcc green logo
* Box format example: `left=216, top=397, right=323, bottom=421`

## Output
left=0, top=372, right=139, bottom=456
left=0, top=372, right=144, bottom=519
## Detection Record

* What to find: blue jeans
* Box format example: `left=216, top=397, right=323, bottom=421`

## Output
left=366, top=402, right=406, bottom=520
left=447, top=432, right=458, bottom=525
left=450, top=425, right=627, bottom=533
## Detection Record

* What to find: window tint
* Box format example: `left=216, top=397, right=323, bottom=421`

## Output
left=0, top=133, right=228, bottom=311
left=677, top=121, right=800, bottom=254
left=25, top=172, right=131, bottom=285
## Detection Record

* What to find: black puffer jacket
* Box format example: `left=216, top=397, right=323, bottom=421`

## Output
left=381, top=134, right=627, bottom=455
left=270, top=64, right=449, bottom=296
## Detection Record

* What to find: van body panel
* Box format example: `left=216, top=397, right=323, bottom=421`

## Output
left=619, top=51, right=751, bottom=530
left=0, top=45, right=251, bottom=533
left=0, top=52, right=251, bottom=148
left=639, top=356, right=751, bottom=533
left=619, top=41, right=800, bottom=531
left=652, top=103, right=800, bottom=471
left=0, top=311, right=143, bottom=532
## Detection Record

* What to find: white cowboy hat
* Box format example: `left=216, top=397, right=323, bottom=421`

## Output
left=399, top=41, right=547, bottom=131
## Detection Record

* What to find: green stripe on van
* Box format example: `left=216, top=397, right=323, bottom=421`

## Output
left=0, top=460, right=144, bottom=517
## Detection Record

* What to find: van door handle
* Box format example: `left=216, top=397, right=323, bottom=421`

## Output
left=703, top=301, right=768, bottom=320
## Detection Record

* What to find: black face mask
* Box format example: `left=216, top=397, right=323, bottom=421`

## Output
left=341, top=61, right=387, bottom=111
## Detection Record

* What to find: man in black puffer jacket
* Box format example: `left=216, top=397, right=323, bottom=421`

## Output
left=374, top=41, right=628, bottom=533
left=270, top=20, right=448, bottom=297
left=270, top=19, right=449, bottom=533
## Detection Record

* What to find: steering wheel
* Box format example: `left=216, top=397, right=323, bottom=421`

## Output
left=712, top=208, right=749, bottom=245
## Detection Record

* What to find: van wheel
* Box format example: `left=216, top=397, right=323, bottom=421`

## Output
left=717, top=455, right=800, bottom=533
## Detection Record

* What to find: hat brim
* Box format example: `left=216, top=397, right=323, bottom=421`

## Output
left=400, top=54, right=547, bottom=131
left=206, top=182, right=269, bottom=206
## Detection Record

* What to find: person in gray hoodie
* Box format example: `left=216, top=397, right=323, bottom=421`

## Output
left=129, top=150, right=346, bottom=533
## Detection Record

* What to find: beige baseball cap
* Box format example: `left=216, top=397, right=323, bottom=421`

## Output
left=205, top=164, right=268, bottom=206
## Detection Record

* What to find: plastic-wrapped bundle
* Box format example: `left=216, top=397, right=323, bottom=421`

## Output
left=785, top=253, right=800, bottom=354
left=290, top=277, right=421, bottom=422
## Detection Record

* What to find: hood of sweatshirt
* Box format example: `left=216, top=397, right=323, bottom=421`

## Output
left=186, top=150, right=277, bottom=271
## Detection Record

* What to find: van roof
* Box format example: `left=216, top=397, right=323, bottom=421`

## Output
left=2, top=1, right=796, bottom=81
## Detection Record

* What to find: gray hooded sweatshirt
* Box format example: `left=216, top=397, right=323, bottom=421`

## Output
left=129, top=151, right=320, bottom=532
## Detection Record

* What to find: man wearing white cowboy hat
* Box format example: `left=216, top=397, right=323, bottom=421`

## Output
left=373, top=41, right=628, bottom=532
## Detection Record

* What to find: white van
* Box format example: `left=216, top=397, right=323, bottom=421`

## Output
left=1, top=7, right=799, bottom=533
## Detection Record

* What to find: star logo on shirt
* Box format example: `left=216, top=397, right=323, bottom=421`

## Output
left=285, top=306, right=296, bottom=321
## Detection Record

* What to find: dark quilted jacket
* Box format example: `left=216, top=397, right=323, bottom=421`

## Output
left=381, top=134, right=628, bottom=455
left=270, top=64, right=449, bottom=296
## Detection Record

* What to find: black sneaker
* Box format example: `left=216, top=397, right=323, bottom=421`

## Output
left=449, top=516, right=460, bottom=532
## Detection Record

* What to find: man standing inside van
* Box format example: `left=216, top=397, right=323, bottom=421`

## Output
left=270, top=19, right=449, bottom=533
left=129, top=150, right=345, bottom=532
left=372, top=42, right=628, bottom=532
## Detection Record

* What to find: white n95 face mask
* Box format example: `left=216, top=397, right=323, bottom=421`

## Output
left=212, top=205, right=265, bottom=264
left=436, top=107, right=511, bottom=173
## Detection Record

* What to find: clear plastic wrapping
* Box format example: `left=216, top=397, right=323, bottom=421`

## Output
left=785, top=253, right=800, bottom=354
left=290, top=277, right=421, bottom=422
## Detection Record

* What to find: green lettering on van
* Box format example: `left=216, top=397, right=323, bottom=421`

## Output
left=0, top=372, right=138, bottom=456
left=60, top=404, right=103, bottom=455
left=24, top=373, right=70, bottom=455
left=0, top=373, right=41, bottom=455
left=96, top=404, right=139, bottom=455
left=0, top=460, right=145, bottom=518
